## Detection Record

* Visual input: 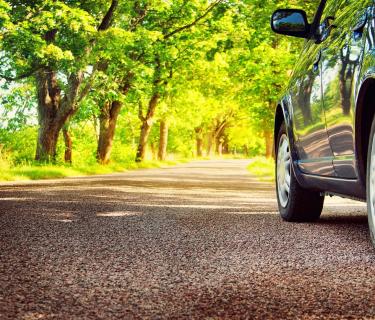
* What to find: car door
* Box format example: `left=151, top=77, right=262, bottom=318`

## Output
left=319, top=0, right=372, bottom=178
left=289, top=1, right=336, bottom=177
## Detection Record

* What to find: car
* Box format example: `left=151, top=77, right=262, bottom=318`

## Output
left=270, top=0, right=375, bottom=245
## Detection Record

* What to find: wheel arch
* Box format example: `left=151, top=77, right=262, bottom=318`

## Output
left=274, top=103, right=286, bottom=158
left=355, top=77, right=375, bottom=188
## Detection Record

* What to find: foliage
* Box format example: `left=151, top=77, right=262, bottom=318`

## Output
left=0, top=0, right=319, bottom=180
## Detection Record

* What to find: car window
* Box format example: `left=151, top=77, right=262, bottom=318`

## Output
left=318, top=0, right=373, bottom=49
left=321, top=0, right=372, bottom=27
left=321, top=0, right=342, bottom=18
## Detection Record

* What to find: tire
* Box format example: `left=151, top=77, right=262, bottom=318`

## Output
left=366, top=116, right=375, bottom=246
left=275, top=123, right=324, bottom=222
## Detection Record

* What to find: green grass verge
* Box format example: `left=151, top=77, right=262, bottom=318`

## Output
left=0, top=159, right=189, bottom=182
left=247, top=157, right=275, bottom=182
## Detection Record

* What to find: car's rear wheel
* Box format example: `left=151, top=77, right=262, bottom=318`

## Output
left=366, top=117, right=375, bottom=245
left=276, top=123, right=324, bottom=222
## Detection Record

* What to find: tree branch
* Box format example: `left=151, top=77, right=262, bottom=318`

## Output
left=77, top=66, right=97, bottom=103
left=164, top=0, right=222, bottom=39
left=120, top=72, right=135, bottom=95
left=98, top=0, right=119, bottom=31
left=0, top=69, right=38, bottom=82
left=159, top=0, right=189, bottom=30
left=138, top=101, right=145, bottom=122
left=130, top=2, right=148, bottom=31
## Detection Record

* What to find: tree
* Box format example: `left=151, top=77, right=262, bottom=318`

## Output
left=0, top=0, right=323, bottom=170
left=0, top=0, right=119, bottom=162
left=132, top=0, right=226, bottom=162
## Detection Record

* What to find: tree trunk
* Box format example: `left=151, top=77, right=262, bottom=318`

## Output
left=35, top=69, right=83, bottom=162
left=63, top=125, right=72, bottom=164
left=206, top=133, right=215, bottom=156
left=207, top=119, right=227, bottom=156
left=215, top=136, right=224, bottom=156
left=150, top=142, right=157, bottom=160
left=264, top=130, right=273, bottom=159
left=217, top=141, right=223, bottom=156
left=208, top=119, right=227, bottom=156
left=136, top=120, right=152, bottom=162
left=158, top=120, right=168, bottom=161
left=195, top=127, right=203, bottom=157
left=97, top=101, right=122, bottom=164
left=222, top=135, right=229, bottom=154
left=136, top=93, right=160, bottom=162
left=196, top=138, right=203, bottom=157
left=35, top=124, right=61, bottom=163
left=35, top=70, right=62, bottom=162
left=243, top=145, right=249, bottom=157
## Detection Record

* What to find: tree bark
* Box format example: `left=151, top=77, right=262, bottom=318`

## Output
left=264, top=130, right=273, bottom=159
left=195, top=127, right=203, bottom=157
left=158, top=120, right=168, bottom=161
left=35, top=69, right=63, bottom=162
left=136, top=54, right=163, bottom=162
left=215, top=136, right=224, bottom=156
left=150, top=142, right=157, bottom=160
left=95, top=71, right=133, bottom=164
left=222, top=134, right=229, bottom=154
left=34, top=69, right=83, bottom=162
left=243, top=144, right=249, bottom=157
left=97, top=101, right=122, bottom=164
left=136, top=120, right=152, bottom=162
left=208, top=119, right=227, bottom=156
left=136, top=93, right=160, bottom=162
left=35, top=123, right=60, bottom=163
left=63, top=125, right=72, bottom=164
left=206, top=133, right=215, bottom=156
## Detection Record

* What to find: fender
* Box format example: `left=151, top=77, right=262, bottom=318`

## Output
left=275, top=95, right=309, bottom=190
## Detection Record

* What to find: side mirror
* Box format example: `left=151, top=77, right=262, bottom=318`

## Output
left=271, top=9, right=310, bottom=39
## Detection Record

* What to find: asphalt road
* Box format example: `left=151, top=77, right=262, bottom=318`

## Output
left=1, top=159, right=374, bottom=319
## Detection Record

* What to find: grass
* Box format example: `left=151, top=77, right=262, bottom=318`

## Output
left=0, top=152, right=250, bottom=182
left=0, top=159, right=189, bottom=182
left=247, top=156, right=275, bottom=182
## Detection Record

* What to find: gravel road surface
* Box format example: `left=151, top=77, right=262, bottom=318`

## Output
left=1, top=159, right=374, bottom=319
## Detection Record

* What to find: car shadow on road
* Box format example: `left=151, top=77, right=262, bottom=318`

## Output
left=318, top=214, right=367, bottom=225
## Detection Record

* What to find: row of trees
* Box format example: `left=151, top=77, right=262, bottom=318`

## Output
left=0, top=0, right=317, bottom=165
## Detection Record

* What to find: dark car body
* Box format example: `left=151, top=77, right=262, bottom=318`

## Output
left=273, top=0, right=375, bottom=201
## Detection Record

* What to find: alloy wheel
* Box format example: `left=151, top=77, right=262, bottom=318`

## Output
left=277, top=134, right=291, bottom=208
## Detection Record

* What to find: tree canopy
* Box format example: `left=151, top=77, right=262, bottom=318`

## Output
left=0, top=0, right=319, bottom=171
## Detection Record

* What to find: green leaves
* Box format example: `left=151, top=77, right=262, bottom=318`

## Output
left=1, top=0, right=97, bottom=75
left=0, top=0, right=10, bottom=30
left=0, top=0, right=321, bottom=162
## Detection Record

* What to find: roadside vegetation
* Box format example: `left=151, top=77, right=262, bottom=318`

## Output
left=0, top=0, right=318, bottom=181
left=247, top=157, right=275, bottom=181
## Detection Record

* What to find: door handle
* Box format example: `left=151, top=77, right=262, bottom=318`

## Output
left=313, top=51, right=321, bottom=73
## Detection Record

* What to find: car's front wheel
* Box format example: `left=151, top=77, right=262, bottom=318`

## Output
left=276, top=123, right=324, bottom=222
left=366, top=117, right=375, bottom=246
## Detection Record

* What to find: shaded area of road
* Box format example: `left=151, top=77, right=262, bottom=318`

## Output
left=0, top=160, right=374, bottom=319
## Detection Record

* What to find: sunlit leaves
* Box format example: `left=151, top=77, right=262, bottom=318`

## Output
left=1, top=0, right=97, bottom=75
